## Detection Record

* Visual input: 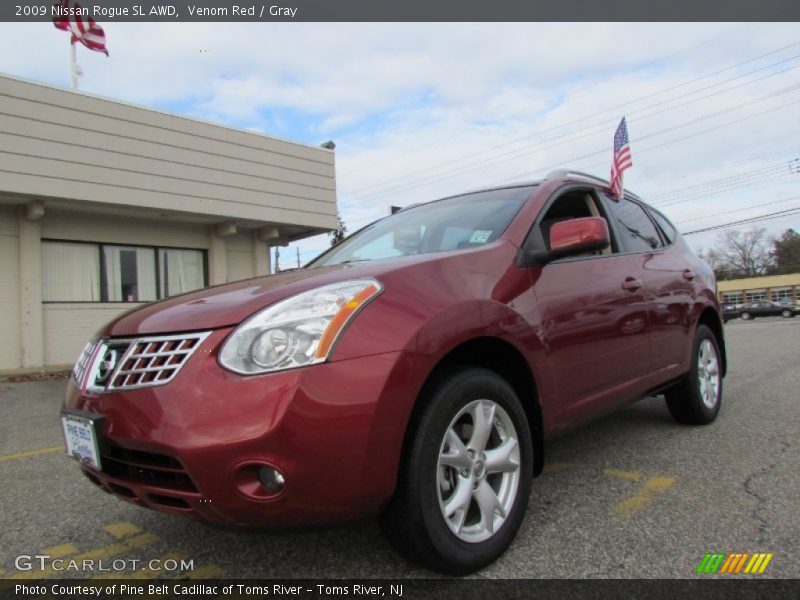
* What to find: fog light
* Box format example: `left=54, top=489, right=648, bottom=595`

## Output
left=257, top=466, right=285, bottom=493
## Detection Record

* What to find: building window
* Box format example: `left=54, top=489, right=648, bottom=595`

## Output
left=43, top=240, right=207, bottom=303
left=721, top=292, right=743, bottom=306
left=43, top=242, right=101, bottom=302
left=158, top=248, right=205, bottom=297
left=770, top=288, right=793, bottom=305
left=103, top=246, right=156, bottom=302
left=745, top=289, right=767, bottom=302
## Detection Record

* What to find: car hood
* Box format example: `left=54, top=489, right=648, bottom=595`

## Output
left=101, top=263, right=365, bottom=337
left=100, top=247, right=504, bottom=337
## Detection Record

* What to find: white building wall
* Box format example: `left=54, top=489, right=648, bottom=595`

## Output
left=0, top=207, right=21, bottom=369
left=43, top=304, right=137, bottom=367
left=226, top=230, right=256, bottom=282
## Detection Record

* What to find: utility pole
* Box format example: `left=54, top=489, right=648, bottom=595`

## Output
left=274, top=246, right=280, bottom=272
left=296, top=247, right=301, bottom=268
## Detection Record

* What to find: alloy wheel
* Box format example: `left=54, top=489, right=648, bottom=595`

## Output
left=436, top=399, right=521, bottom=543
left=697, top=339, right=721, bottom=410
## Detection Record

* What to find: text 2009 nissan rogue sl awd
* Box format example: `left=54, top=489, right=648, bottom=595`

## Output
left=62, top=169, right=726, bottom=574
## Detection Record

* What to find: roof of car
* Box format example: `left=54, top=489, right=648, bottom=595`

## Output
left=393, top=169, right=648, bottom=216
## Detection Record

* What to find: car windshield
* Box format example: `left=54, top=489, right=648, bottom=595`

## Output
left=309, top=186, right=534, bottom=267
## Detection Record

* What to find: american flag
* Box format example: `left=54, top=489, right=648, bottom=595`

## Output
left=53, top=0, right=109, bottom=56
left=609, top=117, right=632, bottom=200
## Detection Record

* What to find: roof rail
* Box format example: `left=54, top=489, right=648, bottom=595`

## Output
left=544, top=169, right=610, bottom=186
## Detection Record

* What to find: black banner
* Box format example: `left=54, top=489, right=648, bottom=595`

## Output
left=2, top=579, right=800, bottom=600
left=4, top=0, right=800, bottom=23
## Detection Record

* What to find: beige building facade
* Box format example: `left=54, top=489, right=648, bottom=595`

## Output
left=0, top=74, right=338, bottom=372
left=717, top=273, right=800, bottom=306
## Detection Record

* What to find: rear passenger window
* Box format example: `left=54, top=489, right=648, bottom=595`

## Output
left=606, top=198, right=662, bottom=252
left=648, top=208, right=677, bottom=245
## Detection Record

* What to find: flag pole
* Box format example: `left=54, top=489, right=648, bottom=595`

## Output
left=70, top=40, right=78, bottom=90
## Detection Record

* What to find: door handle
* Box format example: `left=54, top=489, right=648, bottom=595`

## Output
left=682, top=269, right=696, bottom=281
left=621, top=277, right=643, bottom=292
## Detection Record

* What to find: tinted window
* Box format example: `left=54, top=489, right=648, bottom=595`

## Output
left=606, top=198, right=662, bottom=252
left=310, top=186, right=533, bottom=267
left=648, top=207, right=677, bottom=244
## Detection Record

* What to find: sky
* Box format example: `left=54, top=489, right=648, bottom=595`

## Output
left=0, top=21, right=798, bottom=265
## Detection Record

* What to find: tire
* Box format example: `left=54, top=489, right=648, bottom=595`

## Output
left=664, top=324, right=723, bottom=425
left=740, top=312, right=752, bottom=320
left=380, top=367, right=534, bottom=575
left=781, top=310, right=793, bottom=318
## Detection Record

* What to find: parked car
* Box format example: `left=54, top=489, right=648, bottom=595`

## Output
left=738, top=300, right=798, bottom=320
left=722, top=304, right=740, bottom=323
left=61, top=169, right=727, bottom=574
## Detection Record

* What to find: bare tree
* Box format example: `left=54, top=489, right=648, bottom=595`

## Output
left=711, top=227, right=773, bottom=278
left=696, top=246, right=733, bottom=280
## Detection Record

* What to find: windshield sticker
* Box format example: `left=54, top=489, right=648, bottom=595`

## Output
left=469, top=230, right=492, bottom=244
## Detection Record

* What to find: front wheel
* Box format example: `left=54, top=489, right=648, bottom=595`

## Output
left=664, top=324, right=723, bottom=425
left=380, top=367, right=533, bottom=575
left=781, top=309, right=793, bottom=318
left=740, top=311, right=752, bottom=320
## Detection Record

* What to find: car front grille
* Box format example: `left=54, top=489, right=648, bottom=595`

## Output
left=72, top=340, right=99, bottom=387
left=78, top=332, right=211, bottom=393
left=107, top=334, right=210, bottom=390
left=100, top=443, right=199, bottom=492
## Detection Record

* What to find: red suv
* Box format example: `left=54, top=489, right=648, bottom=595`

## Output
left=62, top=169, right=726, bottom=574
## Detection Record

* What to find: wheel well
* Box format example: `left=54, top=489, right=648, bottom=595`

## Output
left=698, top=307, right=727, bottom=376
left=428, top=337, right=544, bottom=476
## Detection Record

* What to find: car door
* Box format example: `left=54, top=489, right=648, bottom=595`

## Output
left=525, top=186, right=650, bottom=427
left=603, top=200, right=695, bottom=378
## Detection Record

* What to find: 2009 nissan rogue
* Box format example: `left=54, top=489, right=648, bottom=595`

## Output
left=62, top=169, right=726, bottom=574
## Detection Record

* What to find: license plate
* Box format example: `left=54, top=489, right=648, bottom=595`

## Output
left=61, top=411, right=102, bottom=470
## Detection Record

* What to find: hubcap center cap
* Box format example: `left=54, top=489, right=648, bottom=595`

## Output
left=473, top=460, right=485, bottom=478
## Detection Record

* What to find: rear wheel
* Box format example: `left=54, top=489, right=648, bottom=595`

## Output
left=380, top=367, right=533, bottom=575
left=740, top=311, right=752, bottom=320
left=781, top=309, right=793, bottom=318
left=664, top=324, right=723, bottom=425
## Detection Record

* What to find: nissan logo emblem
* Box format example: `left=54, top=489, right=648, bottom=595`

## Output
left=96, top=348, right=118, bottom=383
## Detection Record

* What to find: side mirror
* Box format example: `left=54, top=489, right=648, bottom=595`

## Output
left=549, top=217, right=610, bottom=258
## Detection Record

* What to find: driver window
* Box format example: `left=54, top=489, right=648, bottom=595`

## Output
left=540, top=190, right=615, bottom=255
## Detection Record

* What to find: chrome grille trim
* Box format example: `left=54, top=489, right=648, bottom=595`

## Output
left=72, top=340, right=99, bottom=387
left=81, top=332, right=211, bottom=393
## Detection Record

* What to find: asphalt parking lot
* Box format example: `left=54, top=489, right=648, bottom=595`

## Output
left=1, top=318, right=798, bottom=580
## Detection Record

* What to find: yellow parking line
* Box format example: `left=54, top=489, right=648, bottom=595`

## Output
left=603, top=468, right=645, bottom=481
left=616, top=476, right=677, bottom=518
left=9, top=533, right=158, bottom=580
left=0, top=446, right=63, bottom=463
left=186, top=564, right=225, bottom=579
left=105, top=522, right=142, bottom=539
left=542, top=462, right=571, bottom=474
left=42, top=543, right=79, bottom=558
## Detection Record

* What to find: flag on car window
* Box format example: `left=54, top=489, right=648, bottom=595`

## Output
left=52, top=0, right=109, bottom=56
left=609, top=117, right=632, bottom=200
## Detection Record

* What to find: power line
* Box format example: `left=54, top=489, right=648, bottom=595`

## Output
left=344, top=100, right=800, bottom=230
left=488, top=92, right=800, bottom=187
left=673, top=197, right=800, bottom=224
left=682, top=207, right=800, bottom=235
left=342, top=40, right=800, bottom=201
left=345, top=23, right=759, bottom=177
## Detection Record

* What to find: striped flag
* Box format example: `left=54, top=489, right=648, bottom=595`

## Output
left=52, top=0, right=109, bottom=56
left=609, top=117, right=632, bottom=200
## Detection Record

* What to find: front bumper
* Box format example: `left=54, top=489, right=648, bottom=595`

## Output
left=63, top=329, right=429, bottom=526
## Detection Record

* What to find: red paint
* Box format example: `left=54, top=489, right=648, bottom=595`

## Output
left=64, top=174, right=725, bottom=526
left=549, top=216, right=609, bottom=255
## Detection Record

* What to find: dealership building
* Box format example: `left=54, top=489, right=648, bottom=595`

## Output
left=0, top=74, right=338, bottom=372
left=717, top=273, right=800, bottom=306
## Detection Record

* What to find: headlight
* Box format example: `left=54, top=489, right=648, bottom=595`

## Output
left=219, top=279, right=383, bottom=375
